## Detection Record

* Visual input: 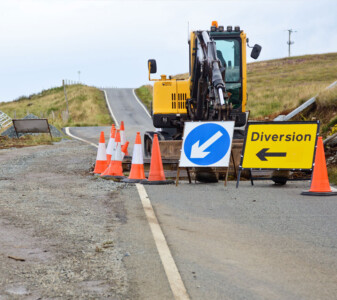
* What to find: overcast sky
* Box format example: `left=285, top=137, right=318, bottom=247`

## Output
left=0, top=0, right=336, bottom=102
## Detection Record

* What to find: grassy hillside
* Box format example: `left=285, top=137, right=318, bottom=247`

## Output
left=0, top=85, right=112, bottom=130
left=247, top=53, right=337, bottom=118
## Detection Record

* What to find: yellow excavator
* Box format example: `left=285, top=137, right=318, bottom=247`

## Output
left=144, top=21, right=261, bottom=158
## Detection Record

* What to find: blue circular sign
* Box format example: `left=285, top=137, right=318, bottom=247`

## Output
left=184, top=123, right=231, bottom=165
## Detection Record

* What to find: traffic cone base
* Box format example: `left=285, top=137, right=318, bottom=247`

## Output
left=101, top=175, right=125, bottom=180
left=301, top=136, right=337, bottom=196
left=122, top=178, right=144, bottom=183
left=301, top=189, right=337, bottom=196
left=141, top=179, right=174, bottom=185
left=93, top=160, right=108, bottom=174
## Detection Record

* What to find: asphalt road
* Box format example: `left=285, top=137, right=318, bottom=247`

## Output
left=68, top=88, right=155, bottom=152
left=145, top=181, right=337, bottom=300
left=67, top=88, right=337, bottom=299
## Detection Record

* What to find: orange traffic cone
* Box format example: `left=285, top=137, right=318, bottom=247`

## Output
left=123, top=132, right=146, bottom=183
left=141, top=134, right=174, bottom=185
left=101, top=130, right=125, bottom=179
left=120, top=121, right=129, bottom=156
left=302, top=136, right=337, bottom=196
left=106, top=124, right=116, bottom=165
left=93, top=131, right=108, bottom=174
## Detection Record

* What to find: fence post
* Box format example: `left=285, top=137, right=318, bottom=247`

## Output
left=63, top=79, right=69, bottom=115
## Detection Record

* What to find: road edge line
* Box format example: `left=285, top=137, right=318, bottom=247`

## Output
left=135, top=183, right=190, bottom=300
left=132, top=89, right=152, bottom=119
left=64, top=127, right=98, bottom=148
left=103, top=89, right=119, bottom=127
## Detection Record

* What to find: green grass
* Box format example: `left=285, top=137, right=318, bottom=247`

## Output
left=135, top=85, right=153, bottom=112
left=247, top=53, right=337, bottom=118
left=0, top=85, right=112, bottom=130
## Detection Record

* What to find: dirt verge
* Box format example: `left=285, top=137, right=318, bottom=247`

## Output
left=0, top=140, right=128, bottom=299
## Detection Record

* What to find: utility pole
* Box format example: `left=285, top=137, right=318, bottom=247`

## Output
left=78, top=71, right=81, bottom=83
left=286, top=29, right=296, bottom=57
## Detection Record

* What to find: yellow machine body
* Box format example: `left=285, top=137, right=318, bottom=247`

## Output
left=152, top=78, right=190, bottom=115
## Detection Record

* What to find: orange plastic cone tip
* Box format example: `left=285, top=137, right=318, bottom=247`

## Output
left=99, top=131, right=105, bottom=144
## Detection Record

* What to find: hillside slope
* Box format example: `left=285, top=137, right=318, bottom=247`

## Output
left=0, top=85, right=112, bottom=129
left=247, top=52, right=337, bottom=118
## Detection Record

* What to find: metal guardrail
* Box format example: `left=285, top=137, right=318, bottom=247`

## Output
left=274, top=80, right=337, bottom=121
left=0, top=111, right=12, bottom=129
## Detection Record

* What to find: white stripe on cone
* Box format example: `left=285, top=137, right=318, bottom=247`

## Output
left=120, top=130, right=126, bottom=146
left=132, top=144, right=143, bottom=165
left=96, top=143, right=107, bottom=161
left=114, top=142, right=122, bottom=162
left=106, top=136, right=115, bottom=156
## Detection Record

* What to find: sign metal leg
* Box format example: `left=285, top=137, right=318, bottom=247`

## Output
left=186, top=168, right=192, bottom=184
left=175, top=167, right=180, bottom=186
left=236, top=168, right=241, bottom=188
left=250, top=169, right=254, bottom=186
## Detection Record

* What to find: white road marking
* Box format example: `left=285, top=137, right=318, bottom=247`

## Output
left=64, top=127, right=98, bottom=148
left=103, top=89, right=120, bottom=127
left=132, top=88, right=152, bottom=119
left=136, top=184, right=190, bottom=300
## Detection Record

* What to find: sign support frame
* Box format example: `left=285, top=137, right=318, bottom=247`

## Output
left=176, top=150, right=237, bottom=186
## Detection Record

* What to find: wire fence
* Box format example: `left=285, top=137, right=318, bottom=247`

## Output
left=0, top=111, right=12, bottom=129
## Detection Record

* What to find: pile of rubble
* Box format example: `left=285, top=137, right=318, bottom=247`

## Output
left=1, top=114, right=62, bottom=138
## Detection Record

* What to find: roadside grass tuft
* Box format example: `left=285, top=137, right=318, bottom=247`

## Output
left=328, top=166, right=337, bottom=186
left=135, top=85, right=153, bottom=112
left=316, top=85, right=337, bottom=109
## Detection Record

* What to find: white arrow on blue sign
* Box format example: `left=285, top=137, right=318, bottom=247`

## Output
left=179, top=121, right=235, bottom=167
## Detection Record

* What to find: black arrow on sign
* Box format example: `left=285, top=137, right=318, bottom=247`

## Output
left=256, top=148, right=287, bottom=161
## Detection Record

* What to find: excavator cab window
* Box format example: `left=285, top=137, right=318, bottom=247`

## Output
left=214, top=39, right=241, bottom=82
left=214, top=38, right=242, bottom=109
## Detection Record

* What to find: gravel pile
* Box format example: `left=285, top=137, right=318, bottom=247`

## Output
left=1, top=113, right=63, bottom=138
left=0, top=140, right=129, bottom=298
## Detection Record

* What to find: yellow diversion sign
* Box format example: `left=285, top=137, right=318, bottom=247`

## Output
left=241, top=121, right=319, bottom=169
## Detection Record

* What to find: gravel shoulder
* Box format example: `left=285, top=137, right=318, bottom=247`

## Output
left=0, top=140, right=128, bottom=299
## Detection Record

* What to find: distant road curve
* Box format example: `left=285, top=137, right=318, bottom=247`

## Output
left=65, top=88, right=155, bottom=152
